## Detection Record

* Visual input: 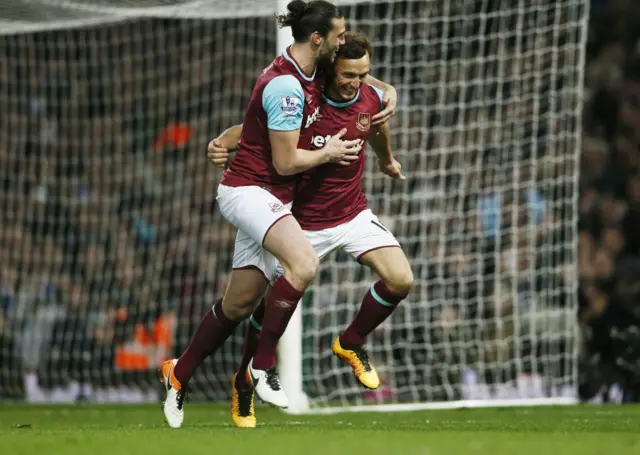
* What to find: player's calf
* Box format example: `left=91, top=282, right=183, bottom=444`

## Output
left=248, top=279, right=302, bottom=408
left=340, top=279, right=409, bottom=349
left=342, top=248, right=412, bottom=348
left=336, top=248, right=413, bottom=389
left=248, top=216, right=317, bottom=407
left=333, top=279, right=408, bottom=390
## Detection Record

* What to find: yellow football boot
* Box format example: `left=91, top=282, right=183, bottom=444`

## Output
left=332, top=337, right=380, bottom=389
left=231, top=373, right=256, bottom=428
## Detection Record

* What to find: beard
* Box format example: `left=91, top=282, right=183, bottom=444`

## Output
left=317, top=49, right=335, bottom=71
left=318, top=67, right=336, bottom=91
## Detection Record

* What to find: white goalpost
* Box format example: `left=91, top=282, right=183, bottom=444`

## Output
left=0, top=0, right=588, bottom=413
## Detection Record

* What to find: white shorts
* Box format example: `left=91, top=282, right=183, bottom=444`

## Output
left=217, top=184, right=292, bottom=279
left=269, top=209, right=400, bottom=281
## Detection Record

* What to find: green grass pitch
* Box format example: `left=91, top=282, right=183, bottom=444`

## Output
left=1, top=404, right=638, bottom=455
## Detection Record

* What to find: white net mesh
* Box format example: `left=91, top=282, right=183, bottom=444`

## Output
left=0, top=0, right=588, bottom=407
left=0, top=1, right=279, bottom=403
left=301, top=0, right=588, bottom=408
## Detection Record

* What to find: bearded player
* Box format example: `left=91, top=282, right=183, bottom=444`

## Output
left=208, top=31, right=413, bottom=428
left=161, top=1, right=398, bottom=428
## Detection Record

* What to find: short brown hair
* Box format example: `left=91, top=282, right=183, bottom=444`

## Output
left=336, top=31, right=373, bottom=60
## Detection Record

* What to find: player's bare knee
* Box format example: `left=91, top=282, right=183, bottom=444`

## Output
left=222, top=296, right=257, bottom=321
left=284, top=254, right=319, bottom=289
left=384, top=268, right=414, bottom=296
left=296, top=254, right=319, bottom=288
left=226, top=303, right=254, bottom=321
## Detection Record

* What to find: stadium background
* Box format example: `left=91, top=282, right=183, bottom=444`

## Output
left=0, top=0, right=638, bottom=405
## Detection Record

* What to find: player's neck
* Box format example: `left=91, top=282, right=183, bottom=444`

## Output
left=289, top=42, right=317, bottom=78
left=324, top=86, right=342, bottom=102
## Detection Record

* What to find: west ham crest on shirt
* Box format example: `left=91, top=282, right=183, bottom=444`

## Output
left=356, top=112, right=371, bottom=132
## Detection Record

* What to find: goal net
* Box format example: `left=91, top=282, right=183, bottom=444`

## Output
left=0, top=0, right=588, bottom=411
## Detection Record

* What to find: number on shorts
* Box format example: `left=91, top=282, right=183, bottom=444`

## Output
left=371, top=220, right=389, bottom=233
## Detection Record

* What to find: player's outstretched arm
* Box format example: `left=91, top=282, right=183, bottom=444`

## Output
left=370, top=123, right=405, bottom=180
left=365, top=75, right=397, bottom=125
left=270, top=128, right=362, bottom=176
left=207, top=124, right=243, bottom=168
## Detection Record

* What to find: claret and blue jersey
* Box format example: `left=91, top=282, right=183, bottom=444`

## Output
left=220, top=47, right=322, bottom=204
left=292, top=83, right=385, bottom=230
left=220, top=46, right=386, bottom=229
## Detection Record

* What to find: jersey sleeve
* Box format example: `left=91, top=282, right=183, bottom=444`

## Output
left=262, top=75, right=305, bottom=131
left=370, top=85, right=385, bottom=112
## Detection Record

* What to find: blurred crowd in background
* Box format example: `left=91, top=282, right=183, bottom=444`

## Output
left=0, top=16, right=266, bottom=402
left=0, top=0, right=638, bottom=405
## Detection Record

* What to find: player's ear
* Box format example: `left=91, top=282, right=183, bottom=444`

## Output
left=310, top=31, right=323, bottom=47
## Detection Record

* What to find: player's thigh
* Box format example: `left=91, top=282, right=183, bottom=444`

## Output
left=217, top=184, right=292, bottom=246
left=262, top=215, right=319, bottom=287
left=306, top=226, right=344, bottom=261
left=272, top=227, right=343, bottom=279
left=231, top=228, right=281, bottom=280
left=342, top=210, right=413, bottom=293
left=223, top=229, right=273, bottom=319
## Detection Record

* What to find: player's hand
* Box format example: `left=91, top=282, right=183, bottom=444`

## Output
left=336, top=138, right=363, bottom=166
left=207, top=138, right=230, bottom=168
left=372, top=85, right=397, bottom=125
left=323, top=128, right=362, bottom=166
left=379, top=157, right=405, bottom=180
